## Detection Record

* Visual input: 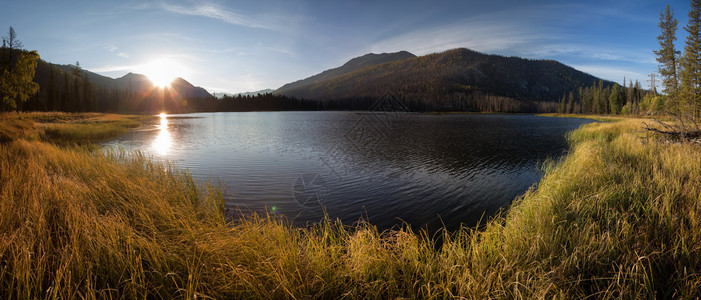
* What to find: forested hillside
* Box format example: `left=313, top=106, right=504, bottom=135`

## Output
left=276, top=51, right=416, bottom=94
left=275, top=48, right=618, bottom=112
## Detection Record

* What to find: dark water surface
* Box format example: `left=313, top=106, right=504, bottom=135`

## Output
left=103, top=112, right=593, bottom=231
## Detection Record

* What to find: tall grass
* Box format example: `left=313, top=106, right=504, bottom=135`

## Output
left=0, top=114, right=699, bottom=298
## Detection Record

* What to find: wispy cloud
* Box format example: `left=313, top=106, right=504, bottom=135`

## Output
left=369, top=5, right=563, bottom=56
left=91, top=63, right=140, bottom=73
left=103, top=45, right=130, bottom=58
left=521, top=44, right=657, bottom=65
left=370, top=23, right=545, bottom=56
left=179, top=45, right=295, bottom=57
left=161, top=2, right=272, bottom=29
left=571, top=65, right=648, bottom=85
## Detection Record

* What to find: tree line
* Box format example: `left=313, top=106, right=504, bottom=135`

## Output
left=653, top=1, right=701, bottom=121
left=21, top=61, right=98, bottom=112
left=556, top=78, right=649, bottom=115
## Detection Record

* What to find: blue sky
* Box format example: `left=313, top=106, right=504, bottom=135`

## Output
left=0, top=0, right=692, bottom=93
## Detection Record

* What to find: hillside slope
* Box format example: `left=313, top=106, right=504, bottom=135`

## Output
left=276, top=51, right=416, bottom=94
left=275, top=48, right=615, bottom=112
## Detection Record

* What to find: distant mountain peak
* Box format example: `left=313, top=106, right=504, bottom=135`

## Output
left=274, top=47, right=616, bottom=112
left=338, top=50, right=415, bottom=70
left=118, top=72, right=148, bottom=80
left=276, top=50, right=416, bottom=93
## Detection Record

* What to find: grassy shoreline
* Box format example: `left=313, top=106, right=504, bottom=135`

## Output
left=1, top=112, right=699, bottom=298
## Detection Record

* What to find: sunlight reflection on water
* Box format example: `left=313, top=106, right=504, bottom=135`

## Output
left=152, top=113, right=171, bottom=155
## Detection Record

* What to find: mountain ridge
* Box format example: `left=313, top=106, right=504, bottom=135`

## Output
left=53, top=65, right=212, bottom=98
left=274, top=48, right=616, bottom=112
left=22, top=57, right=214, bottom=113
left=276, top=50, right=416, bottom=94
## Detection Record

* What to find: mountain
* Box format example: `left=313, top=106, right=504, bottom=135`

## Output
left=274, top=48, right=616, bottom=112
left=26, top=59, right=213, bottom=113
left=53, top=64, right=213, bottom=99
left=275, top=51, right=416, bottom=94
left=170, top=77, right=212, bottom=98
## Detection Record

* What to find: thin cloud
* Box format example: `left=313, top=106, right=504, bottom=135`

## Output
left=161, top=2, right=272, bottom=29
left=369, top=5, right=563, bottom=56
left=571, top=65, right=647, bottom=85
left=370, top=22, right=547, bottom=56
left=91, top=64, right=141, bottom=73
left=523, top=44, right=657, bottom=65
left=118, top=52, right=129, bottom=58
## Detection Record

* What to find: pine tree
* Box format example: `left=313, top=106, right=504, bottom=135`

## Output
left=48, top=68, right=57, bottom=111
left=655, top=5, right=680, bottom=111
left=597, top=80, right=607, bottom=114
left=558, top=93, right=566, bottom=113
left=680, top=0, right=701, bottom=120
left=627, top=80, right=635, bottom=113
left=609, top=84, right=621, bottom=114
left=60, top=73, right=69, bottom=111
left=0, top=27, right=38, bottom=111
left=0, top=50, right=39, bottom=110
left=578, top=86, right=584, bottom=114
left=71, top=61, right=82, bottom=112
left=83, top=72, right=96, bottom=112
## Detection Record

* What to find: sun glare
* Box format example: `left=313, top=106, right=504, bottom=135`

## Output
left=140, top=58, right=186, bottom=88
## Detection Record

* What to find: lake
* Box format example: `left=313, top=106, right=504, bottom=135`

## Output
left=103, top=112, right=593, bottom=232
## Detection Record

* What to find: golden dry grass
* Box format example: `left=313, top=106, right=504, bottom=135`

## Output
left=0, top=113, right=699, bottom=298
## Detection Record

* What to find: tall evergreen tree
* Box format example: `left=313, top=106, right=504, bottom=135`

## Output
left=60, top=73, right=69, bottom=111
left=655, top=5, right=680, bottom=110
left=620, top=77, right=629, bottom=113
left=597, top=80, right=607, bottom=114
left=0, top=27, right=39, bottom=111
left=627, top=80, right=635, bottom=113
left=609, top=83, right=621, bottom=114
left=47, top=68, right=57, bottom=111
left=0, top=50, right=39, bottom=110
left=578, top=86, right=584, bottom=114
left=558, top=93, right=566, bottom=113
left=680, top=0, right=701, bottom=120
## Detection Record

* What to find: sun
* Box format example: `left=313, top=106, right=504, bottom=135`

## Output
left=139, top=58, right=186, bottom=88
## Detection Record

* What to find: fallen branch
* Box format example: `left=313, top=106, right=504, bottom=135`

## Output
left=642, top=112, right=701, bottom=144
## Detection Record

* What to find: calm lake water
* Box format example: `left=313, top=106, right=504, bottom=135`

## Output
left=103, top=112, right=593, bottom=232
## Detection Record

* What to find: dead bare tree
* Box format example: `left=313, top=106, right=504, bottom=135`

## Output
left=2, top=27, right=23, bottom=70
